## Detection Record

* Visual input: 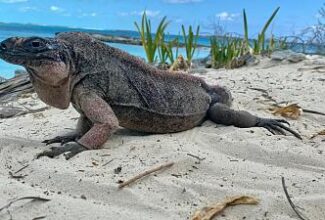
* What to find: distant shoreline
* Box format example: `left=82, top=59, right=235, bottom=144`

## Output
left=88, top=33, right=209, bottom=48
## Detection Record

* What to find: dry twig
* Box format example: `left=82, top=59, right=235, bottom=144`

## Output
left=187, top=153, right=205, bottom=161
left=102, top=159, right=114, bottom=167
left=249, top=87, right=325, bottom=117
left=32, top=216, right=46, bottom=220
left=14, top=164, right=29, bottom=174
left=281, top=177, right=309, bottom=220
left=192, top=195, right=259, bottom=220
left=118, top=162, right=174, bottom=188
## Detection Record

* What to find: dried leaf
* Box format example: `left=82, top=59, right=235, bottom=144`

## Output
left=191, top=195, right=259, bottom=220
left=272, top=104, right=302, bottom=119
left=310, top=129, right=325, bottom=139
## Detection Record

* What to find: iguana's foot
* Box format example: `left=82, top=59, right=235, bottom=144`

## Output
left=37, top=142, right=87, bottom=160
left=256, top=118, right=302, bottom=139
left=42, top=134, right=81, bottom=146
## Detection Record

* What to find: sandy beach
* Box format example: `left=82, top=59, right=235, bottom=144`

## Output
left=0, top=56, right=325, bottom=220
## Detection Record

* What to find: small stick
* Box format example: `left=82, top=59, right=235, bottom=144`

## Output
left=118, top=162, right=174, bottom=189
left=281, top=177, right=308, bottom=220
left=14, top=164, right=29, bottom=174
left=187, top=153, right=205, bottom=161
left=32, top=216, right=46, bottom=220
left=0, top=196, right=50, bottom=212
left=303, top=108, right=325, bottom=116
left=102, top=159, right=114, bottom=167
left=9, top=172, right=25, bottom=179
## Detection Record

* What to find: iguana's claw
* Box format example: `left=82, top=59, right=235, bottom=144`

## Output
left=37, top=142, right=87, bottom=160
left=42, top=135, right=80, bottom=146
left=256, top=118, right=302, bottom=140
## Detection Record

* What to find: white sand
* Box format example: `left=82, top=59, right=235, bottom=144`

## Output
left=1, top=56, right=325, bottom=220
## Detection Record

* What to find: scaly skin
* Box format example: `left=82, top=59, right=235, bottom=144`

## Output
left=0, top=32, right=301, bottom=159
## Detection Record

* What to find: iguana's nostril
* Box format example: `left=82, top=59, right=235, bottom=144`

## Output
left=0, top=42, right=7, bottom=50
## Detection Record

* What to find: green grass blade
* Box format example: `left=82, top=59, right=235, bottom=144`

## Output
left=243, top=9, right=249, bottom=45
left=260, top=7, right=280, bottom=35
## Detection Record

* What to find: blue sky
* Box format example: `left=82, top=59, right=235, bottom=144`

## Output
left=0, top=0, right=324, bottom=37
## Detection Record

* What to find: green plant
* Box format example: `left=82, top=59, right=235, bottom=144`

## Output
left=243, top=7, right=280, bottom=54
left=134, top=12, right=169, bottom=63
left=210, top=36, right=246, bottom=69
left=157, top=34, right=169, bottom=65
left=157, top=34, right=179, bottom=65
left=276, top=36, right=288, bottom=50
left=181, top=25, right=200, bottom=64
left=165, top=37, right=179, bottom=64
left=243, top=9, right=249, bottom=49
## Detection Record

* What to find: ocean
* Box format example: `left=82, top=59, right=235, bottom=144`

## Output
left=0, top=23, right=210, bottom=79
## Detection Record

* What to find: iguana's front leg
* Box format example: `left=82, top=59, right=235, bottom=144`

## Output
left=42, top=114, right=93, bottom=145
left=208, top=103, right=302, bottom=139
left=38, top=92, right=119, bottom=159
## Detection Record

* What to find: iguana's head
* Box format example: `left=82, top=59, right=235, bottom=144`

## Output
left=0, top=36, right=77, bottom=109
left=0, top=36, right=73, bottom=86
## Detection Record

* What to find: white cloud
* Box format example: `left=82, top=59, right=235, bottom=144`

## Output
left=81, top=12, right=97, bottom=17
left=164, top=0, right=202, bottom=3
left=0, top=0, right=27, bottom=3
left=119, top=10, right=160, bottom=18
left=50, top=6, right=64, bottom=13
left=216, top=12, right=240, bottom=21
left=142, top=10, right=160, bottom=17
left=19, top=6, right=37, bottom=12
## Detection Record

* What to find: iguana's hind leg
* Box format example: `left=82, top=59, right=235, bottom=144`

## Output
left=42, top=114, right=93, bottom=145
left=207, top=85, right=233, bottom=107
left=207, top=103, right=301, bottom=139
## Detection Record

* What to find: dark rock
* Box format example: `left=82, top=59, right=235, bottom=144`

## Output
left=245, top=55, right=260, bottom=66
left=0, top=106, right=24, bottom=118
left=91, top=34, right=142, bottom=46
left=0, top=74, right=33, bottom=102
left=14, top=69, right=27, bottom=77
left=287, top=53, right=306, bottom=63
left=114, top=166, right=122, bottom=174
left=271, top=50, right=306, bottom=63
left=0, top=76, right=6, bottom=83
left=192, top=54, right=211, bottom=68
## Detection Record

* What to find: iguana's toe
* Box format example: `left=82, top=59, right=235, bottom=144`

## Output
left=37, top=142, right=87, bottom=159
left=42, top=135, right=80, bottom=145
left=257, top=118, right=302, bottom=139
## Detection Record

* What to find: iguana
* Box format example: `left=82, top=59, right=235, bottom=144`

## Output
left=0, top=32, right=301, bottom=159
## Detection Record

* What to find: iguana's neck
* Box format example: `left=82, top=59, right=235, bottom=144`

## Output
left=29, top=72, right=72, bottom=109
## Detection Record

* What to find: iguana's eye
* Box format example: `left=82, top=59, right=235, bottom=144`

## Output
left=30, top=40, right=44, bottom=48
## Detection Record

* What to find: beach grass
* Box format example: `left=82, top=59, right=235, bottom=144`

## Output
left=181, top=25, right=200, bottom=65
left=135, top=7, right=291, bottom=70
left=134, top=12, right=169, bottom=64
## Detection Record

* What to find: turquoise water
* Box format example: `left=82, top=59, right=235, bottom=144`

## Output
left=0, top=23, right=210, bottom=78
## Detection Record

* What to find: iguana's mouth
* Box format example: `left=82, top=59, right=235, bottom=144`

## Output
left=0, top=49, right=61, bottom=65
left=0, top=49, right=27, bottom=65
